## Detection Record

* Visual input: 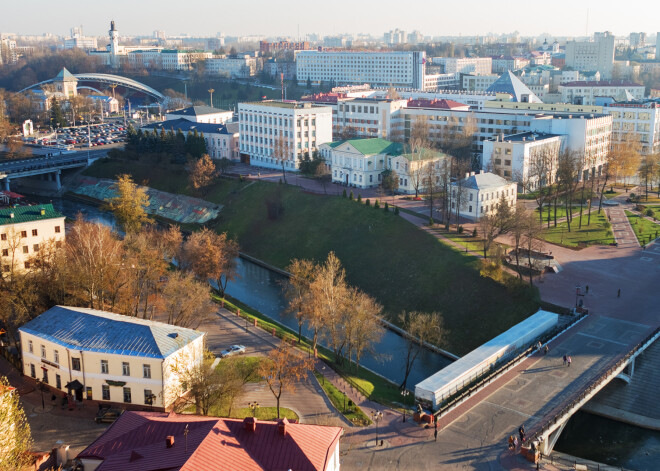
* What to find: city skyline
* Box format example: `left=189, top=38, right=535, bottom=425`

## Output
left=1, top=0, right=659, bottom=39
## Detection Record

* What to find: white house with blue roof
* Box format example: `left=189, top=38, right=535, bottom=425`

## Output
left=449, top=171, right=517, bottom=221
left=19, top=306, right=205, bottom=410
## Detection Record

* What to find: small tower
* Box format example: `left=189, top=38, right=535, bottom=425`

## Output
left=109, top=20, right=119, bottom=68
left=53, top=68, right=78, bottom=98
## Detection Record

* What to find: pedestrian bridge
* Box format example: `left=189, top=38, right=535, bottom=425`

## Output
left=0, top=153, right=89, bottom=191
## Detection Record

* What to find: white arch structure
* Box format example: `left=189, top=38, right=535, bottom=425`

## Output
left=19, top=73, right=165, bottom=102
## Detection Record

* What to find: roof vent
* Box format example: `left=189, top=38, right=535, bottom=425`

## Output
left=9, top=212, right=14, bottom=219
left=244, top=417, right=257, bottom=432
left=40, top=207, right=46, bottom=216
left=278, top=418, right=289, bottom=436
left=169, top=333, right=179, bottom=339
left=166, top=436, right=175, bottom=448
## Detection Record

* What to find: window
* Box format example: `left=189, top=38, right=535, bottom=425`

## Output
left=143, top=364, right=151, bottom=379
left=20, top=231, right=27, bottom=238
left=0, top=234, right=5, bottom=241
left=102, top=385, right=110, bottom=401
left=54, top=350, right=59, bottom=364
left=2, top=249, right=7, bottom=256
left=30, top=364, right=36, bottom=378
left=86, top=387, right=93, bottom=400
left=32, top=229, right=38, bottom=236
left=56, top=374, right=61, bottom=389
left=122, top=362, right=130, bottom=376
left=469, top=205, right=473, bottom=213
left=71, top=358, right=81, bottom=371
left=24, top=261, right=30, bottom=269
left=33, top=244, right=39, bottom=252
left=40, top=345, right=46, bottom=358
left=144, top=389, right=154, bottom=405
left=42, top=369, right=48, bottom=383
left=28, top=340, right=33, bottom=353
left=123, top=387, right=132, bottom=403
left=101, top=360, right=109, bottom=374
left=22, top=246, right=28, bottom=254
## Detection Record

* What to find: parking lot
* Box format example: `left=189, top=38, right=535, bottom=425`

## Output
left=25, top=121, right=130, bottom=149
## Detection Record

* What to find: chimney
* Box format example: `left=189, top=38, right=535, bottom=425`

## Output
left=40, top=207, right=46, bottom=216
left=278, top=418, right=289, bottom=436
left=166, top=436, right=175, bottom=448
left=470, top=171, right=475, bottom=176
left=9, top=212, right=14, bottom=219
left=465, top=172, right=470, bottom=179
left=244, top=417, right=257, bottom=432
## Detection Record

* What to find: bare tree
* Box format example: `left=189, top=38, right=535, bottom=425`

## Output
left=284, top=258, right=317, bottom=343
left=272, top=134, right=291, bottom=184
left=398, top=311, right=446, bottom=390
left=160, top=271, right=216, bottom=328
left=522, top=211, right=544, bottom=287
left=346, top=288, right=385, bottom=373
left=556, top=150, right=581, bottom=232
left=408, top=116, right=431, bottom=198
left=180, top=228, right=239, bottom=296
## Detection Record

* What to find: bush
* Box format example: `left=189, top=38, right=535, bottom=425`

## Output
left=472, top=228, right=477, bottom=237
left=646, top=208, right=654, bottom=217
left=394, top=206, right=399, bottom=215
left=357, top=194, right=362, bottom=203
left=374, top=200, right=380, bottom=209
left=365, top=199, right=370, bottom=206
left=342, top=189, right=347, bottom=198
left=384, top=202, right=389, bottom=212
left=458, top=225, right=464, bottom=234
left=429, top=217, right=434, bottom=226
left=349, top=191, right=354, bottom=200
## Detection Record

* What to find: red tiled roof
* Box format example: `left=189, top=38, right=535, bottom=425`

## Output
left=301, top=92, right=347, bottom=104
left=561, top=80, right=643, bottom=87
left=78, top=411, right=342, bottom=471
left=406, top=98, right=469, bottom=110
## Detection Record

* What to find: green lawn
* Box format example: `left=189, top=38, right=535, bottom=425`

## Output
left=216, top=356, right=263, bottom=382
left=85, top=157, right=540, bottom=355
left=535, top=206, right=569, bottom=221
left=539, top=212, right=614, bottom=248
left=206, top=405, right=299, bottom=421
left=313, top=371, right=371, bottom=426
left=626, top=211, right=660, bottom=245
left=603, top=190, right=621, bottom=199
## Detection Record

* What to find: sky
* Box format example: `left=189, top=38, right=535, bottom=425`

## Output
left=2, top=0, right=659, bottom=39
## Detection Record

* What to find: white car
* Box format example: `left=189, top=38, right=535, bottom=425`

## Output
left=220, top=345, right=246, bottom=358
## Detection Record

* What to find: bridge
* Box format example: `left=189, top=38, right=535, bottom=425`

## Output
left=19, top=72, right=165, bottom=102
left=0, top=153, right=90, bottom=191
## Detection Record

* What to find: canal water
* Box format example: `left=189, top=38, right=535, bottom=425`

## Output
left=37, top=196, right=453, bottom=388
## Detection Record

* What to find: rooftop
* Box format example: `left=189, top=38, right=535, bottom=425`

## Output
left=455, top=171, right=513, bottom=190
left=493, top=131, right=563, bottom=143
left=240, top=100, right=328, bottom=109
left=168, top=105, right=231, bottom=117
left=54, top=67, right=78, bottom=82
left=328, top=138, right=403, bottom=156
left=19, top=306, right=204, bottom=359
left=0, top=203, right=64, bottom=226
left=142, top=118, right=237, bottom=136
left=486, top=71, right=541, bottom=103
left=406, top=98, right=470, bottom=110
left=77, top=411, right=343, bottom=471
left=561, top=80, right=644, bottom=88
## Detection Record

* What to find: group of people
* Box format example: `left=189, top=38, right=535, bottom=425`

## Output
left=507, top=424, right=526, bottom=450
left=563, top=354, right=572, bottom=367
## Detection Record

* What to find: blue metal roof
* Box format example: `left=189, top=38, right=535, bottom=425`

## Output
left=19, top=306, right=204, bottom=359
left=486, top=71, right=541, bottom=103
left=141, top=118, right=234, bottom=136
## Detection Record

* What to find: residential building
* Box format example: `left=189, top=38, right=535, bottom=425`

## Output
left=320, top=138, right=446, bottom=193
left=605, top=100, right=660, bottom=155
left=166, top=105, right=234, bottom=124
left=238, top=100, right=333, bottom=169
left=77, top=411, right=342, bottom=471
left=64, top=31, right=98, bottom=51
left=323, top=36, right=350, bottom=48
left=259, top=40, right=310, bottom=53
left=0, top=204, right=65, bottom=275
left=89, top=95, right=120, bottom=115
left=423, top=73, right=461, bottom=91
left=449, top=171, right=517, bottom=221
left=491, top=56, right=529, bottom=73
left=0, top=37, right=17, bottom=65
left=296, top=50, right=427, bottom=89
left=19, top=306, right=205, bottom=410
left=629, top=32, right=646, bottom=48
left=142, top=119, right=240, bottom=161
left=205, top=37, right=224, bottom=51
left=560, top=80, right=646, bottom=105
left=384, top=29, right=407, bottom=45
left=434, top=57, right=492, bottom=75
left=205, top=55, right=258, bottom=78
left=264, top=59, right=296, bottom=80
left=565, top=32, right=615, bottom=78
left=463, top=74, right=499, bottom=91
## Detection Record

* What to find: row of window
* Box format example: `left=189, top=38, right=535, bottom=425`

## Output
left=1, top=226, right=61, bottom=241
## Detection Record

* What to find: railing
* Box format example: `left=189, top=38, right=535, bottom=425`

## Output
left=0, top=157, right=88, bottom=176
left=529, top=325, right=660, bottom=443
left=542, top=452, right=634, bottom=471
left=433, top=312, right=586, bottom=418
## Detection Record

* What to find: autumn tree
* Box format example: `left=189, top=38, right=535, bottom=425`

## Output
left=516, top=144, right=557, bottom=226
left=0, top=376, right=33, bottom=471
left=106, top=174, right=150, bottom=233
left=272, top=134, right=291, bottom=183
left=160, top=271, right=216, bottom=329
left=189, top=154, right=218, bottom=196
left=609, top=132, right=642, bottom=191
left=638, top=153, right=659, bottom=201
left=173, top=349, right=224, bottom=415
left=398, top=311, right=446, bottom=390
left=180, top=228, right=239, bottom=296
left=284, top=258, right=317, bottom=343
left=258, top=343, right=314, bottom=418
left=344, top=288, right=384, bottom=373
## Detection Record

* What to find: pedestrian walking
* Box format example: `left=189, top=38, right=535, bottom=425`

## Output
left=563, top=354, right=567, bottom=366
left=513, top=436, right=519, bottom=448
left=537, top=341, right=542, bottom=351
left=518, top=425, right=525, bottom=443
left=544, top=344, right=549, bottom=355
left=567, top=355, right=572, bottom=367
left=586, top=285, right=589, bottom=294
left=508, top=435, right=514, bottom=450
left=434, top=429, right=438, bottom=441
left=618, top=288, right=621, bottom=298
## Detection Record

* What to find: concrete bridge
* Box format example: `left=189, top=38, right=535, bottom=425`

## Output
left=0, top=153, right=89, bottom=191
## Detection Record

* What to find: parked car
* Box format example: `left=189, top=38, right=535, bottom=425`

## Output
left=94, top=407, right=123, bottom=423
left=220, top=345, right=246, bottom=358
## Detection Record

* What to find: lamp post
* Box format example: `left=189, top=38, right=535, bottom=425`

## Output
left=321, top=366, right=325, bottom=386
left=343, top=390, right=346, bottom=413
left=371, top=410, right=383, bottom=446
left=208, top=88, right=215, bottom=107
left=248, top=401, right=259, bottom=417
left=401, top=390, right=410, bottom=422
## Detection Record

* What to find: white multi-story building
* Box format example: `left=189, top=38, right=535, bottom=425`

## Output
left=565, top=32, right=615, bottom=78
left=491, top=56, right=529, bottom=73
left=0, top=37, right=18, bottom=65
left=1, top=204, right=65, bottom=275
left=238, top=101, right=333, bottom=170
left=423, top=73, right=461, bottom=91
left=560, top=80, right=646, bottom=105
left=19, top=306, right=205, bottom=410
left=433, top=57, right=492, bottom=75
left=463, top=74, right=499, bottom=91
left=205, top=55, right=259, bottom=78
left=605, top=100, right=660, bottom=155
left=64, top=35, right=98, bottom=51
left=167, top=105, right=233, bottom=124
left=657, top=32, right=660, bottom=60
left=330, top=96, right=408, bottom=140
left=449, top=171, right=517, bottom=221
left=630, top=32, right=646, bottom=48
left=384, top=29, right=407, bottom=45
left=296, top=50, right=427, bottom=89
left=320, top=138, right=446, bottom=193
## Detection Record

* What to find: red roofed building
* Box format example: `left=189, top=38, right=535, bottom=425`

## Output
left=77, top=411, right=343, bottom=471
left=406, top=98, right=470, bottom=111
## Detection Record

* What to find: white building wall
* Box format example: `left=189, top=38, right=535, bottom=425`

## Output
left=0, top=216, right=65, bottom=274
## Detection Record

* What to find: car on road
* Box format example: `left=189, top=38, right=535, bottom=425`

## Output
left=94, top=407, right=124, bottom=424
left=220, top=345, right=246, bottom=358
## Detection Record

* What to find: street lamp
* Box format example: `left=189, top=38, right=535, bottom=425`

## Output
left=371, top=410, right=383, bottom=446
left=401, top=390, right=410, bottom=422
left=208, top=88, right=215, bottom=107
left=321, top=366, right=325, bottom=386
left=248, top=401, right=259, bottom=417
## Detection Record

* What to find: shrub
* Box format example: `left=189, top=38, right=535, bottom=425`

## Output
left=429, top=217, right=434, bottom=226
left=342, top=189, right=347, bottom=198
left=349, top=191, right=354, bottom=200
left=472, top=228, right=477, bottom=237
left=646, top=208, right=654, bottom=217
left=365, top=199, right=370, bottom=206
left=357, top=194, right=362, bottom=203
left=458, top=225, right=464, bottom=234
left=374, top=200, right=380, bottom=209
left=394, top=206, right=399, bottom=215
left=384, top=202, right=389, bottom=212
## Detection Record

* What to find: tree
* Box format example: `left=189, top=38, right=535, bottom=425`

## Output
left=258, top=343, right=314, bottom=418
left=180, top=228, right=239, bottom=296
left=0, top=376, right=33, bottom=471
left=516, top=144, right=557, bottom=226
left=106, top=174, right=150, bottom=233
left=345, top=288, right=384, bottom=373
left=160, top=271, right=216, bottom=328
left=188, top=154, right=218, bottom=196
left=381, top=169, right=399, bottom=194
left=284, top=258, right=317, bottom=343
left=49, top=96, right=67, bottom=128
left=556, top=150, right=581, bottom=232
left=452, top=159, right=472, bottom=229
left=173, top=349, right=224, bottom=415
left=638, top=153, right=658, bottom=201
left=609, top=132, right=642, bottom=191
left=217, top=157, right=233, bottom=175
left=272, top=135, right=291, bottom=184
left=424, top=157, right=442, bottom=221
left=398, top=311, right=446, bottom=390
left=408, top=116, right=431, bottom=198
left=522, top=210, right=544, bottom=287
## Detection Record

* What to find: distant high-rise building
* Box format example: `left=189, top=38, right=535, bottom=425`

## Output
left=657, top=33, right=660, bottom=60
left=384, top=29, right=407, bottom=45
left=565, top=31, right=615, bottom=79
left=154, top=30, right=166, bottom=40
left=64, top=26, right=97, bottom=50
left=629, top=32, right=646, bottom=48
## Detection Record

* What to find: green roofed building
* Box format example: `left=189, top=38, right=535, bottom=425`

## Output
left=319, top=138, right=447, bottom=194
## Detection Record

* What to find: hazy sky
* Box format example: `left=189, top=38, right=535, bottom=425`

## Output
left=2, top=0, right=659, bottom=38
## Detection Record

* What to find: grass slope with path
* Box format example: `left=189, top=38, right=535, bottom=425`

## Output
left=83, top=158, right=540, bottom=355
left=626, top=211, right=660, bottom=245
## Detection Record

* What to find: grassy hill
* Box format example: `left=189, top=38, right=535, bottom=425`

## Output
left=83, top=157, right=540, bottom=355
